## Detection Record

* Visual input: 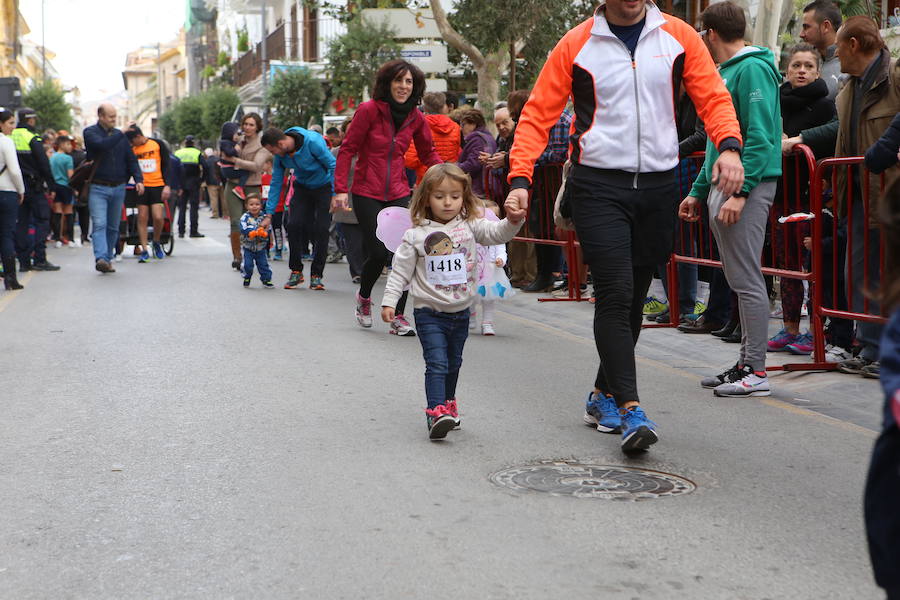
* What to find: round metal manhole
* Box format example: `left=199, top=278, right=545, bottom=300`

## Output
left=489, top=460, right=696, bottom=500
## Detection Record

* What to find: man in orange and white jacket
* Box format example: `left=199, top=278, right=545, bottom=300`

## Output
left=505, top=0, right=745, bottom=454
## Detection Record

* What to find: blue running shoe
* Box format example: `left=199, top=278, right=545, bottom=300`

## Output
left=138, top=250, right=150, bottom=263
left=152, top=241, right=164, bottom=260
left=620, top=406, right=659, bottom=452
left=583, top=392, right=621, bottom=433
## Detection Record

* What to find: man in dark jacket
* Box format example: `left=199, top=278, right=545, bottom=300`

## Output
left=83, top=103, right=143, bottom=273
left=11, top=107, right=60, bottom=271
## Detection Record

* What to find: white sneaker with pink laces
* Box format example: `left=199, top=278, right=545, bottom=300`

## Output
left=390, top=314, right=416, bottom=336
left=355, top=293, right=373, bottom=328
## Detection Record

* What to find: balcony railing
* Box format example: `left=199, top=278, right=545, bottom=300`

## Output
left=233, top=19, right=342, bottom=87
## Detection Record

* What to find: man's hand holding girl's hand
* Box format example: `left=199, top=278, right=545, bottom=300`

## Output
left=381, top=306, right=395, bottom=323
left=504, top=188, right=528, bottom=224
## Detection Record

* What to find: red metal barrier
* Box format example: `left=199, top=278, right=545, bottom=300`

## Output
left=484, top=164, right=585, bottom=302
left=807, top=156, right=889, bottom=370
left=659, top=146, right=829, bottom=373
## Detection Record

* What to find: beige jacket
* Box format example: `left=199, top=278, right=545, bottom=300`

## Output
left=382, top=214, right=522, bottom=313
left=231, top=134, right=272, bottom=187
left=835, top=48, right=900, bottom=226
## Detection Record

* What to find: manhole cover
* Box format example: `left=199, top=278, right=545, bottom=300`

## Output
left=489, top=460, right=696, bottom=500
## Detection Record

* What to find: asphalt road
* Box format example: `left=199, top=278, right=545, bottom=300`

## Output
left=0, top=214, right=884, bottom=599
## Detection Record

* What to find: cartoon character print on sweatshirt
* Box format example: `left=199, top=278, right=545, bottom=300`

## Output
left=423, top=228, right=474, bottom=300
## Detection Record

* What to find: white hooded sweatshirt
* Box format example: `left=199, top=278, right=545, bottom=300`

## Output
left=382, top=214, right=522, bottom=313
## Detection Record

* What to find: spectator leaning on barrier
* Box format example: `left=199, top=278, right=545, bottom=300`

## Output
left=508, top=0, right=744, bottom=453
left=83, top=103, right=143, bottom=274
left=681, top=1, right=782, bottom=398
left=829, top=16, right=900, bottom=380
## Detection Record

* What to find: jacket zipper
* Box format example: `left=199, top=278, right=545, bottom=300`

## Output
left=631, top=57, right=641, bottom=189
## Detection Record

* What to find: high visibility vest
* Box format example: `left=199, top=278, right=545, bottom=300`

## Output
left=175, top=147, right=202, bottom=164
left=11, top=127, right=38, bottom=152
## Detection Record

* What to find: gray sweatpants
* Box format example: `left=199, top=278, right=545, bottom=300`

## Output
left=708, top=180, right=776, bottom=372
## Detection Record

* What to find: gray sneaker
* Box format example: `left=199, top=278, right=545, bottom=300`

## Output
left=861, top=361, right=881, bottom=379
left=713, top=372, right=771, bottom=397
left=838, top=356, right=874, bottom=375
left=701, top=364, right=751, bottom=389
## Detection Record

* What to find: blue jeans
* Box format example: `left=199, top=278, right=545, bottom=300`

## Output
left=242, top=248, right=272, bottom=281
left=88, top=183, right=126, bottom=262
left=414, top=307, right=470, bottom=410
left=0, top=190, right=18, bottom=260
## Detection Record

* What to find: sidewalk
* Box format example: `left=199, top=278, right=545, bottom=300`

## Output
left=496, top=285, right=884, bottom=432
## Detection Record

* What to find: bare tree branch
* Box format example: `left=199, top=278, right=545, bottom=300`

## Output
left=429, top=0, right=486, bottom=70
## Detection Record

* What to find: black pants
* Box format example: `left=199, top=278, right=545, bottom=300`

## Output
left=178, top=177, right=200, bottom=234
left=567, top=165, right=678, bottom=406
left=16, top=186, right=49, bottom=266
left=354, top=194, right=408, bottom=314
left=75, top=203, right=90, bottom=242
left=339, top=222, right=364, bottom=278
left=286, top=182, right=332, bottom=277
left=271, top=211, right=284, bottom=250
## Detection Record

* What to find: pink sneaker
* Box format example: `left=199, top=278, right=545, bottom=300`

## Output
left=446, top=398, right=460, bottom=428
left=767, top=328, right=799, bottom=352
left=355, top=293, right=372, bottom=328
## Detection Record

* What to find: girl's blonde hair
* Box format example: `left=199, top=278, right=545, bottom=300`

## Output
left=409, top=163, right=481, bottom=226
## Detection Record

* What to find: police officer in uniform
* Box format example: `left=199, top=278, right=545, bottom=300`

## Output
left=11, top=107, right=60, bottom=271
left=174, top=135, right=204, bottom=238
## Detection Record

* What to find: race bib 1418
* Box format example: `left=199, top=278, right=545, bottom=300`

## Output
left=425, top=253, right=467, bottom=285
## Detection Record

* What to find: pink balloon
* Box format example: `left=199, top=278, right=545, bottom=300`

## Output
left=376, top=207, right=413, bottom=253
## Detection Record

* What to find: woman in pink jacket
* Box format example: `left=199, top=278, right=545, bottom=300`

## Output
left=333, top=59, right=442, bottom=336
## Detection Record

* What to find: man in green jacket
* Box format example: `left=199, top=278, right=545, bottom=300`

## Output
left=679, top=1, right=782, bottom=398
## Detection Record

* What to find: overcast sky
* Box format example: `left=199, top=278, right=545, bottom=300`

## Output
left=20, top=0, right=186, bottom=102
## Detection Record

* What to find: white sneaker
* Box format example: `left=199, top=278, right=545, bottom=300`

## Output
left=54, top=240, right=62, bottom=248
left=74, top=239, right=83, bottom=248
left=481, top=322, right=495, bottom=336
left=114, top=254, right=123, bottom=262
left=355, top=293, right=373, bottom=328
left=390, top=315, right=416, bottom=337
left=713, top=372, right=771, bottom=397
left=825, top=345, right=852, bottom=364
left=67, top=241, right=76, bottom=248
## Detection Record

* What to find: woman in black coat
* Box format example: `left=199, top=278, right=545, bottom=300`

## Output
left=769, top=43, right=837, bottom=352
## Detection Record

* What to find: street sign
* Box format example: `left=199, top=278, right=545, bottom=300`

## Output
left=400, top=44, right=448, bottom=74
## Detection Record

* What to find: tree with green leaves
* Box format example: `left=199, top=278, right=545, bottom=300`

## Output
left=266, top=68, right=326, bottom=128
left=174, top=95, right=205, bottom=143
left=325, top=18, right=402, bottom=102
left=22, top=80, right=72, bottom=132
left=201, top=87, right=241, bottom=139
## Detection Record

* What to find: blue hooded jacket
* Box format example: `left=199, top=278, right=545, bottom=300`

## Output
left=266, top=126, right=335, bottom=215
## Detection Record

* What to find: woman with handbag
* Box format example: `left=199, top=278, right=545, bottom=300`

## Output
left=0, top=109, right=26, bottom=290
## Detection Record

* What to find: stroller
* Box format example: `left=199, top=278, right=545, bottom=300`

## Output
left=119, top=184, right=175, bottom=256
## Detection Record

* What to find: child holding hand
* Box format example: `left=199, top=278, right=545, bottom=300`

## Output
left=380, top=163, right=524, bottom=440
left=239, top=194, right=273, bottom=288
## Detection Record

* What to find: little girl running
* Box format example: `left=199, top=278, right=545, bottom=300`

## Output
left=381, top=163, right=523, bottom=440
